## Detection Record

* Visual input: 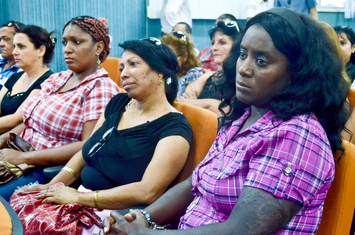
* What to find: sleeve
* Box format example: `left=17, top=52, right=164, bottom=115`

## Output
left=156, top=114, right=193, bottom=145
left=104, top=93, right=129, bottom=118
left=307, top=0, right=317, bottom=9
left=163, top=0, right=185, bottom=27
left=82, top=78, right=121, bottom=122
left=243, top=120, right=334, bottom=207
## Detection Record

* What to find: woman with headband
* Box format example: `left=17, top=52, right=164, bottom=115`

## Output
left=161, top=31, right=205, bottom=98
left=15, top=38, right=192, bottom=234
left=99, top=8, right=350, bottom=235
left=0, top=25, right=54, bottom=132
left=178, top=20, right=239, bottom=116
left=0, top=16, right=120, bottom=200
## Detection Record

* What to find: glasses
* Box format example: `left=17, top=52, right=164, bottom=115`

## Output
left=88, top=127, right=115, bottom=158
left=341, top=26, right=353, bottom=30
left=171, top=31, right=187, bottom=44
left=7, top=22, right=19, bottom=30
left=225, top=21, right=240, bottom=32
left=215, top=21, right=240, bottom=33
left=141, top=37, right=162, bottom=45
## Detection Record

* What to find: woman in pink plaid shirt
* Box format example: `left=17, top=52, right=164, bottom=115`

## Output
left=99, top=8, right=351, bottom=235
left=0, top=16, right=120, bottom=200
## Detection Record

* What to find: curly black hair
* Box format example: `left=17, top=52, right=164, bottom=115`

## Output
left=217, top=11, right=351, bottom=153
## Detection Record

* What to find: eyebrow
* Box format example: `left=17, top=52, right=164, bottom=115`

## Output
left=240, top=45, right=272, bottom=58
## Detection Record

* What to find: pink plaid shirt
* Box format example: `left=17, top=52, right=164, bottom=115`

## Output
left=179, top=108, right=335, bottom=234
left=21, top=68, right=120, bottom=150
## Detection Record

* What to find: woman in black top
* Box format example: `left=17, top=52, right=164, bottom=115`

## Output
left=24, top=38, right=193, bottom=234
left=0, top=25, right=55, bottom=133
left=178, top=21, right=239, bottom=116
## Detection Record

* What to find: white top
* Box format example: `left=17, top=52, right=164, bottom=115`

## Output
left=246, top=0, right=273, bottom=19
left=161, top=0, right=192, bottom=34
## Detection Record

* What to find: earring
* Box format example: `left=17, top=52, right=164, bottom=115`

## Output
left=97, top=59, right=101, bottom=69
left=158, top=74, right=163, bottom=83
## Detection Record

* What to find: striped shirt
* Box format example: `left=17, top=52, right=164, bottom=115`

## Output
left=21, top=68, right=120, bottom=150
left=0, top=58, right=21, bottom=89
left=178, top=108, right=335, bottom=234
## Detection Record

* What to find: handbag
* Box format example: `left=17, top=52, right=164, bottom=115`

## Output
left=7, top=132, right=35, bottom=152
left=0, top=133, right=35, bottom=185
left=10, top=182, right=101, bottom=235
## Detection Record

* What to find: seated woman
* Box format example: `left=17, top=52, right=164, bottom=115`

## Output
left=161, top=31, right=205, bottom=98
left=334, top=26, right=355, bottom=85
left=0, top=16, right=120, bottom=200
left=99, top=8, right=350, bottom=235
left=0, top=25, right=55, bottom=133
left=18, top=38, right=192, bottom=234
left=178, top=20, right=239, bottom=116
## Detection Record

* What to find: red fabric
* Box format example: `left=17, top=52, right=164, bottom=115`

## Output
left=9, top=183, right=101, bottom=235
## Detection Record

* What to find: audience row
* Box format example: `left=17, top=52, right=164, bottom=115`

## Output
left=0, top=6, right=354, bottom=235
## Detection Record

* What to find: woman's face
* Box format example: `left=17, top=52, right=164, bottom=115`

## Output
left=120, top=50, right=161, bottom=99
left=168, top=45, right=186, bottom=68
left=236, top=25, right=290, bottom=108
left=211, top=31, right=234, bottom=66
left=12, top=33, right=44, bottom=70
left=62, top=24, right=101, bottom=73
left=338, top=32, right=355, bottom=64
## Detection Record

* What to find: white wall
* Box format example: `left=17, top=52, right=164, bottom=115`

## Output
left=148, top=0, right=274, bottom=19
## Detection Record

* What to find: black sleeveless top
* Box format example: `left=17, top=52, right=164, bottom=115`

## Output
left=1, top=70, right=53, bottom=116
left=81, top=93, right=193, bottom=190
left=198, top=73, right=222, bottom=100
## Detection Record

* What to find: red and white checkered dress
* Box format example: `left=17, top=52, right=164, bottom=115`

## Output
left=21, top=68, right=120, bottom=150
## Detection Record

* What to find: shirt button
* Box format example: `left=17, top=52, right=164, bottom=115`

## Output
left=285, top=167, right=292, bottom=174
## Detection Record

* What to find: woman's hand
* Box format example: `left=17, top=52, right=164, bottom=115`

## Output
left=17, top=183, right=51, bottom=193
left=36, top=185, right=80, bottom=204
left=0, top=149, right=26, bottom=165
left=0, top=135, right=7, bottom=149
left=180, top=86, right=198, bottom=100
left=99, top=210, right=149, bottom=235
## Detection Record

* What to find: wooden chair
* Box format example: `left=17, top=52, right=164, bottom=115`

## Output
left=171, top=102, right=218, bottom=185
left=100, top=57, right=122, bottom=89
left=0, top=196, right=24, bottom=235
left=317, top=140, right=355, bottom=235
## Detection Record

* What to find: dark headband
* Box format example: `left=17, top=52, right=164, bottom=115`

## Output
left=265, top=8, right=306, bottom=44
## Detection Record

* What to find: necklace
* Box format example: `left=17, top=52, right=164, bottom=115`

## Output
left=125, top=99, right=134, bottom=111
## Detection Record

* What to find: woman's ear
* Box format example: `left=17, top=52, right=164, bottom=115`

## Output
left=96, top=41, right=105, bottom=57
left=38, top=45, right=46, bottom=57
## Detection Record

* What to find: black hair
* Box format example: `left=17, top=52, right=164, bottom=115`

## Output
left=209, top=21, right=240, bottom=41
left=217, top=14, right=238, bottom=22
left=334, top=26, right=355, bottom=65
left=218, top=11, right=351, bottom=153
left=175, top=22, right=192, bottom=34
left=119, top=39, right=179, bottom=104
left=16, top=25, right=56, bottom=64
left=1, top=21, right=25, bottom=32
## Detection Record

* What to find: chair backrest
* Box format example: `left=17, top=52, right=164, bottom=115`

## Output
left=0, top=196, right=24, bottom=235
left=100, top=57, right=122, bottom=88
left=317, top=140, right=355, bottom=235
left=348, top=88, right=355, bottom=108
left=171, top=102, right=218, bottom=185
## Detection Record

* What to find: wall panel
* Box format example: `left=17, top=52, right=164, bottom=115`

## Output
left=2, top=1, right=355, bottom=72
left=2, top=0, right=147, bottom=72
